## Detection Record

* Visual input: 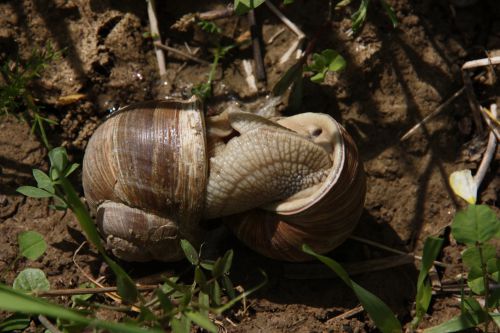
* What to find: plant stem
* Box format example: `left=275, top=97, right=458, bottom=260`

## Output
left=477, top=244, right=492, bottom=332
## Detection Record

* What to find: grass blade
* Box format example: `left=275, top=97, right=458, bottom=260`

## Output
left=302, top=244, right=402, bottom=333
left=0, top=284, right=160, bottom=333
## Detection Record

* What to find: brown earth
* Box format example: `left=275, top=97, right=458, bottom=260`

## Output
left=0, top=0, right=499, bottom=332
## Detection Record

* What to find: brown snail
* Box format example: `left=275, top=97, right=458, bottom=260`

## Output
left=82, top=97, right=366, bottom=262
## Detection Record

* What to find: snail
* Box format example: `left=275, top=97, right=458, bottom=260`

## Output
left=82, top=97, right=366, bottom=262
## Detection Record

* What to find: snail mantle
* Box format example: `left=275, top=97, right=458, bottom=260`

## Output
left=82, top=97, right=366, bottom=262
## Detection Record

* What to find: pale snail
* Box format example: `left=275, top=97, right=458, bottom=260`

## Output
left=82, top=97, right=366, bottom=262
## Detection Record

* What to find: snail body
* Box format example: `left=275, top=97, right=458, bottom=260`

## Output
left=82, top=97, right=365, bottom=262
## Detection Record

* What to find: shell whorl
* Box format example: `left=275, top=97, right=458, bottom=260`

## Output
left=82, top=98, right=207, bottom=262
left=205, top=112, right=366, bottom=261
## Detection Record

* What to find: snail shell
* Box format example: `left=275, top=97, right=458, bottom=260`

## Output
left=82, top=99, right=207, bottom=261
left=82, top=97, right=366, bottom=262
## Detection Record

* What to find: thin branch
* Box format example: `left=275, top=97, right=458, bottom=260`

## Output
left=147, top=0, right=167, bottom=77
left=325, top=305, right=364, bottom=324
left=38, top=315, right=63, bottom=333
left=154, top=42, right=211, bottom=65
left=474, top=104, right=498, bottom=188
left=34, top=285, right=158, bottom=297
left=247, top=9, right=267, bottom=82
left=265, top=0, right=305, bottom=64
left=461, top=55, right=500, bottom=70
left=400, top=87, right=465, bottom=141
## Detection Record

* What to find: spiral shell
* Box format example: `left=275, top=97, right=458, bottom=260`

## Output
left=82, top=98, right=207, bottom=261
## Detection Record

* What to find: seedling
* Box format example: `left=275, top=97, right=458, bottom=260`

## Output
left=426, top=204, right=500, bottom=332
left=0, top=42, right=61, bottom=149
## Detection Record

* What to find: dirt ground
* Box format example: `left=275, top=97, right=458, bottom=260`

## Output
left=0, top=0, right=499, bottom=332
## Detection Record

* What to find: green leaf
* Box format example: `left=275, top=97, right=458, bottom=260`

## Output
left=156, top=289, right=174, bottom=313
left=310, top=71, right=326, bottom=83
left=412, top=237, right=443, bottom=328
left=185, top=311, right=217, bottom=333
left=452, top=204, right=500, bottom=245
left=0, top=283, right=163, bottom=333
left=234, top=0, right=266, bottom=15
left=487, top=257, right=500, bottom=282
left=18, top=231, right=47, bottom=261
left=380, top=0, right=398, bottom=28
left=212, top=257, right=224, bottom=278
left=222, top=275, right=236, bottom=299
left=16, top=186, right=53, bottom=198
left=180, top=239, right=199, bottom=265
left=71, top=282, right=95, bottom=305
left=215, top=270, right=267, bottom=314
left=462, top=244, right=496, bottom=270
left=104, top=255, right=138, bottom=304
left=195, top=266, right=208, bottom=293
left=272, top=61, right=304, bottom=96
left=198, top=291, right=210, bottom=316
left=0, top=313, right=31, bottom=332
left=64, top=163, right=80, bottom=177
left=171, top=315, right=191, bottom=333
left=491, top=313, right=500, bottom=328
left=13, top=268, right=50, bottom=292
left=48, top=147, right=68, bottom=173
left=32, top=169, right=54, bottom=193
left=423, top=313, right=481, bottom=333
left=221, top=249, right=234, bottom=274
left=351, top=0, right=369, bottom=33
left=200, top=260, right=215, bottom=271
left=209, top=280, right=221, bottom=306
left=323, top=49, right=346, bottom=71
left=302, top=244, right=402, bottom=333
left=467, top=266, right=485, bottom=295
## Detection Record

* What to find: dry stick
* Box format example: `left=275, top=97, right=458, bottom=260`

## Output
left=326, top=305, right=364, bottom=324
left=147, top=0, right=167, bottom=77
left=349, top=235, right=450, bottom=268
left=461, top=55, right=500, bottom=70
left=154, top=42, right=211, bottom=65
left=400, top=87, right=465, bottom=141
left=247, top=9, right=267, bottom=82
left=480, top=105, right=500, bottom=140
left=38, top=315, right=63, bottom=333
left=460, top=55, right=500, bottom=133
left=265, top=0, right=305, bottom=64
left=474, top=104, right=498, bottom=189
left=198, top=6, right=235, bottom=21
left=35, top=285, right=158, bottom=297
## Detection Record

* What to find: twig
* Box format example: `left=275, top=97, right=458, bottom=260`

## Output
left=462, top=70, right=485, bottom=132
left=265, top=0, right=305, bottom=64
left=147, top=0, right=167, bottom=77
left=247, top=9, right=267, bottom=82
left=38, top=315, right=63, bottom=333
left=154, top=42, right=211, bottom=65
left=199, top=6, right=235, bottom=21
left=349, top=235, right=450, bottom=268
left=473, top=104, right=498, bottom=188
left=400, top=87, right=465, bottom=141
left=461, top=55, right=500, bottom=70
left=242, top=59, right=258, bottom=93
left=266, top=27, right=286, bottom=44
left=325, top=305, right=364, bottom=324
left=480, top=105, right=500, bottom=140
left=34, top=285, right=158, bottom=297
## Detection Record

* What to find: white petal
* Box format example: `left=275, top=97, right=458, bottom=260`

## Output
left=449, top=169, right=477, bottom=204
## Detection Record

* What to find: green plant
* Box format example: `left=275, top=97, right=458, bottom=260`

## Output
left=425, top=204, right=500, bottom=333
left=5, top=147, right=265, bottom=332
left=0, top=42, right=61, bottom=149
left=303, top=235, right=444, bottom=333
left=192, top=21, right=235, bottom=100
